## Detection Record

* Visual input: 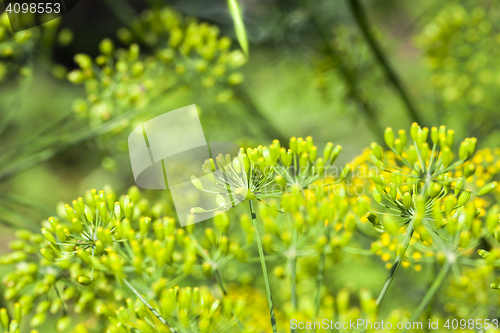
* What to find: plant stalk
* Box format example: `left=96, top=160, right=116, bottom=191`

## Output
left=347, top=0, right=424, bottom=126
left=249, top=199, right=278, bottom=333
left=215, top=268, right=227, bottom=295
left=402, top=261, right=451, bottom=332
left=314, top=252, right=326, bottom=317
left=375, top=220, right=414, bottom=307
left=233, top=85, right=288, bottom=144
left=310, top=14, right=385, bottom=143
left=290, top=256, right=298, bottom=333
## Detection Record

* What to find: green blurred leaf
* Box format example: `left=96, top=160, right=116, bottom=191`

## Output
left=227, top=0, right=249, bottom=56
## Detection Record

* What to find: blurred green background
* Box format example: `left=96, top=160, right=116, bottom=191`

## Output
left=2, top=0, right=498, bottom=225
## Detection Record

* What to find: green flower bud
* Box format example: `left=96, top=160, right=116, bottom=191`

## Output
left=140, top=216, right=151, bottom=236
left=299, top=152, right=309, bottom=169
left=40, top=248, right=55, bottom=262
left=410, top=123, right=419, bottom=141
left=446, top=129, right=455, bottom=147
left=30, top=313, right=46, bottom=327
left=330, top=145, right=342, bottom=165
left=83, top=205, right=93, bottom=222
left=0, top=308, right=9, bottom=328
left=216, top=194, right=226, bottom=208
left=230, top=243, right=247, bottom=261
left=56, top=316, right=71, bottom=332
left=491, top=283, right=500, bottom=290
left=205, top=228, right=216, bottom=246
left=459, top=231, right=471, bottom=248
left=372, top=189, right=382, bottom=204
left=220, top=236, right=229, bottom=255
left=467, top=137, right=477, bottom=156
left=428, top=182, right=442, bottom=198
left=281, top=148, right=293, bottom=167
left=55, top=225, right=67, bottom=243
left=214, top=212, right=230, bottom=233
left=14, top=303, right=21, bottom=323
left=464, top=163, right=476, bottom=178
left=316, top=158, right=325, bottom=176
left=431, top=127, right=438, bottom=144
left=74, top=54, right=93, bottom=70
left=202, top=262, right=213, bottom=277
left=124, top=203, right=133, bottom=220
left=441, top=147, right=452, bottom=167
left=273, top=266, right=285, bottom=279
left=209, top=300, right=220, bottom=317
left=458, top=190, right=471, bottom=207
left=99, top=38, right=114, bottom=56
left=340, top=164, right=352, bottom=180
left=366, top=212, right=381, bottom=227
left=323, top=142, right=333, bottom=162
left=478, top=181, right=498, bottom=196
left=384, top=128, right=395, bottom=148
left=41, top=228, right=56, bottom=244
left=459, top=141, right=470, bottom=160
left=398, top=129, right=407, bottom=146
left=370, top=143, right=383, bottom=160
left=289, top=137, right=297, bottom=153
left=199, top=316, right=210, bottom=332
left=8, top=320, right=19, bottom=333
left=178, top=287, right=192, bottom=309
left=357, top=197, right=371, bottom=216
left=403, top=192, right=412, bottom=209
left=64, top=204, right=76, bottom=220
left=77, top=276, right=92, bottom=286
left=418, top=225, right=430, bottom=242
left=309, top=146, right=318, bottom=163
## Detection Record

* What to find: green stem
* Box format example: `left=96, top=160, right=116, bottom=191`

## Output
left=215, top=268, right=227, bottom=296
left=122, top=279, right=177, bottom=333
left=103, top=0, right=137, bottom=25
left=375, top=220, right=415, bottom=307
left=402, top=261, right=451, bottom=332
left=232, top=85, right=288, bottom=144
left=290, top=256, right=298, bottom=323
left=314, top=252, right=326, bottom=317
left=310, top=14, right=385, bottom=143
left=347, top=0, right=424, bottom=126
left=249, top=199, right=278, bottom=333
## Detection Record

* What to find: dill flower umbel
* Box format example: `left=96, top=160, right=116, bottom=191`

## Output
left=188, top=136, right=348, bottom=333
left=361, top=123, right=497, bottom=313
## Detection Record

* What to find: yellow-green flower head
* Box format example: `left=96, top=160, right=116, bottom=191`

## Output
left=189, top=137, right=347, bottom=215
left=362, top=124, right=490, bottom=269
left=0, top=185, right=193, bottom=328
left=0, top=224, right=116, bottom=328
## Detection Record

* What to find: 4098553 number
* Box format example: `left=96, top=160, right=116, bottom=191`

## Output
left=444, top=319, right=499, bottom=330
left=5, top=2, right=61, bottom=14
